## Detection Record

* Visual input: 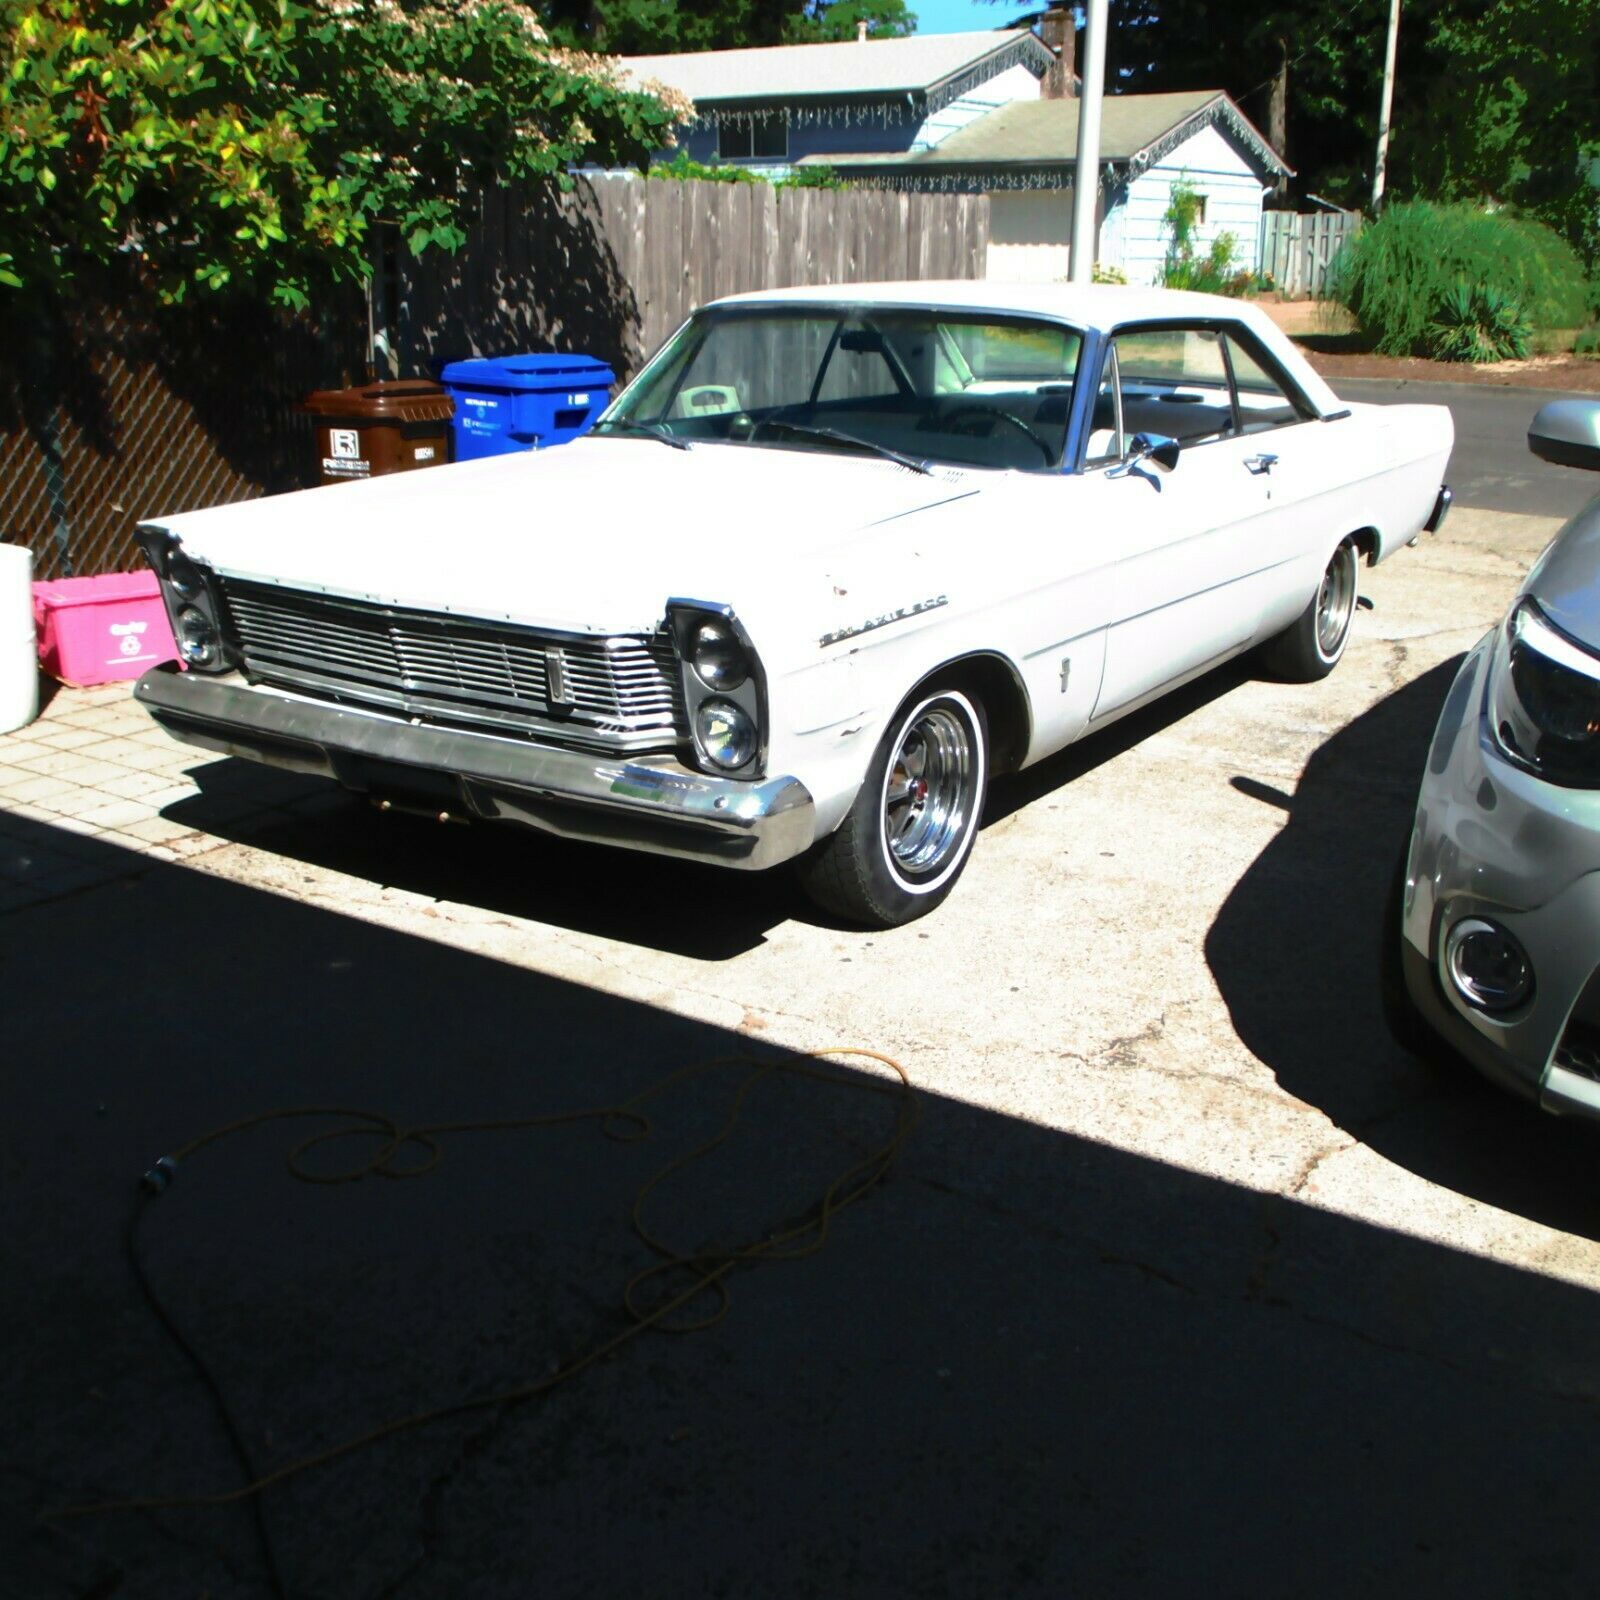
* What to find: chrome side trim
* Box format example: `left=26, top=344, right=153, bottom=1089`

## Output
left=135, top=665, right=816, bottom=872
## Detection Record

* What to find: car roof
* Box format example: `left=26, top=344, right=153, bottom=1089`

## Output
left=703, top=281, right=1344, bottom=416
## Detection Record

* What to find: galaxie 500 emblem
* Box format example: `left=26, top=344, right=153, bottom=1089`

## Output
left=820, top=595, right=948, bottom=648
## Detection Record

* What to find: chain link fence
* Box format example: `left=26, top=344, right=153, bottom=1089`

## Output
left=0, top=281, right=367, bottom=580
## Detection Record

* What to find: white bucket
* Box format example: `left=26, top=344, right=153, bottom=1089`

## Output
left=0, top=543, right=40, bottom=733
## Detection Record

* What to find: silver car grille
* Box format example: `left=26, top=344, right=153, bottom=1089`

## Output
left=217, top=579, right=686, bottom=752
left=1555, top=1018, right=1600, bottom=1082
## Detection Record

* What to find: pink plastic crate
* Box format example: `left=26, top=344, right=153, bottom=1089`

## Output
left=33, top=571, right=178, bottom=687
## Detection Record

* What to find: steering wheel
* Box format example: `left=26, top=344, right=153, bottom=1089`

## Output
left=942, top=405, right=1054, bottom=464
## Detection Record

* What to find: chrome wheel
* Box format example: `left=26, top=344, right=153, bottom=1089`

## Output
left=881, top=704, right=975, bottom=879
left=1316, top=541, right=1358, bottom=660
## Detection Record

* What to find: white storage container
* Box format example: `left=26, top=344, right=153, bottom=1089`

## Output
left=0, top=542, right=40, bottom=734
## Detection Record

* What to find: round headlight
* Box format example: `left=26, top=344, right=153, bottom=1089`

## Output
left=690, top=618, right=748, bottom=691
left=1445, top=917, right=1533, bottom=1013
left=176, top=606, right=219, bottom=667
left=167, top=551, right=205, bottom=599
left=695, top=699, right=757, bottom=770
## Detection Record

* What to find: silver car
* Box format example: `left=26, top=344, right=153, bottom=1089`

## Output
left=1387, top=399, right=1600, bottom=1117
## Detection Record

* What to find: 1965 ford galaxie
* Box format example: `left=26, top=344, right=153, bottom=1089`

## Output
left=134, top=283, right=1453, bottom=927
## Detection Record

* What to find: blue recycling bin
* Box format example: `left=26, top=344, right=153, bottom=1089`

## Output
left=438, top=353, right=616, bottom=461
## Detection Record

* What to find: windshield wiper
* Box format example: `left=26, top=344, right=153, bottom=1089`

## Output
left=595, top=418, right=691, bottom=451
left=750, top=418, right=932, bottom=476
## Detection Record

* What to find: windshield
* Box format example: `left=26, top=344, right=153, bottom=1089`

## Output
left=597, top=304, right=1084, bottom=472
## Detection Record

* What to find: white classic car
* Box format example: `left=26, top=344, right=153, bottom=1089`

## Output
left=135, top=283, right=1453, bottom=926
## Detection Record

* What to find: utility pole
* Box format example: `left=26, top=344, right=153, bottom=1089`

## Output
left=1371, top=0, right=1400, bottom=211
left=1069, top=0, right=1108, bottom=284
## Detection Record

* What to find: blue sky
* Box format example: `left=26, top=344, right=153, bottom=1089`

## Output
left=911, top=0, right=1028, bottom=34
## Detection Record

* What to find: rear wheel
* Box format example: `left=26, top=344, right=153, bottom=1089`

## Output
left=1260, top=536, right=1360, bottom=682
left=797, top=686, right=988, bottom=928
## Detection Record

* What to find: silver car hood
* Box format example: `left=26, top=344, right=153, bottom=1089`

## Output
left=1526, top=496, right=1600, bottom=651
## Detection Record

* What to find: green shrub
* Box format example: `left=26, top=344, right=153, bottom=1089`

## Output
left=1427, top=281, right=1532, bottom=362
left=1328, top=201, right=1591, bottom=356
left=1575, top=326, right=1600, bottom=358
left=647, top=152, right=766, bottom=185
left=776, top=164, right=843, bottom=190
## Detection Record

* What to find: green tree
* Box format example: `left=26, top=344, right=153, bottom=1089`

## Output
left=0, top=0, right=686, bottom=308
left=1397, top=0, right=1600, bottom=267
left=535, top=0, right=912, bottom=55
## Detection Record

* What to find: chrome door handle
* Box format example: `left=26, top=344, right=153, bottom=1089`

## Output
left=1244, top=453, right=1279, bottom=475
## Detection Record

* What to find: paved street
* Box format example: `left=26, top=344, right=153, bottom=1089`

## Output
left=1338, top=375, right=1600, bottom=519
left=6, top=396, right=1600, bottom=1597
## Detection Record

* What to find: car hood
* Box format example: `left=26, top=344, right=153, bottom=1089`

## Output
left=1525, top=494, right=1600, bottom=652
left=150, top=437, right=979, bottom=635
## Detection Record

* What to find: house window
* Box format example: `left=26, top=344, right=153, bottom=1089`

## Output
left=1193, top=193, right=1208, bottom=225
left=718, top=117, right=788, bottom=161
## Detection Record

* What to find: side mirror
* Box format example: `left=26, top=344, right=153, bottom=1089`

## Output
left=1108, top=431, right=1181, bottom=479
left=1529, top=400, right=1600, bottom=472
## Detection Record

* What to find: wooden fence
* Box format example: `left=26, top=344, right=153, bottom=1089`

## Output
left=1258, top=211, right=1361, bottom=298
left=389, top=175, right=991, bottom=381
left=2, top=177, right=990, bottom=579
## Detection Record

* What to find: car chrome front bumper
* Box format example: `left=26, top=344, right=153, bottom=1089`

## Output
left=1399, top=635, right=1600, bottom=1119
left=135, top=664, right=816, bottom=872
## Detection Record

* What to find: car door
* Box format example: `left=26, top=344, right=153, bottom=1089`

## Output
left=1088, top=323, right=1277, bottom=721
left=1218, top=328, right=1349, bottom=643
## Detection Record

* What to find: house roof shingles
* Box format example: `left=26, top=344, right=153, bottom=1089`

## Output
left=800, top=89, right=1291, bottom=187
left=618, top=29, right=1052, bottom=110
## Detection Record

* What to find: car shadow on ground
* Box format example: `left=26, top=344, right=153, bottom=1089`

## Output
left=160, top=755, right=807, bottom=961
left=983, top=658, right=1254, bottom=827
left=154, top=659, right=1253, bottom=955
left=1206, top=657, right=1600, bottom=1242
left=8, top=813, right=1599, bottom=1599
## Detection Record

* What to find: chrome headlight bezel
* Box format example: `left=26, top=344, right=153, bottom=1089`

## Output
left=667, top=600, right=766, bottom=779
left=135, top=524, right=234, bottom=675
left=1486, top=598, right=1600, bottom=788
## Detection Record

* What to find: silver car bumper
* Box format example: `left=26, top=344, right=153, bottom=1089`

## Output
left=1400, top=635, right=1600, bottom=1119
left=135, top=664, right=817, bottom=872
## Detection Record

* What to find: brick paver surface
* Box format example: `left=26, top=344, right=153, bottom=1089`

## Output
left=0, top=677, right=337, bottom=911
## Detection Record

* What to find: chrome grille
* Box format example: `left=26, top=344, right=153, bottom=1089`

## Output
left=218, top=579, right=685, bottom=751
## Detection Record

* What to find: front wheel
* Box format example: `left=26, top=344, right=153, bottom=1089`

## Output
left=796, top=686, right=988, bottom=928
left=1259, top=536, right=1360, bottom=682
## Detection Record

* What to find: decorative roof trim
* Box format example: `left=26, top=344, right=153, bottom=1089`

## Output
left=689, top=99, right=915, bottom=131
left=923, top=31, right=1053, bottom=116
left=1129, top=95, right=1291, bottom=178
left=682, top=31, right=1053, bottom=129
left=838, top=162, right=1113, bottom=195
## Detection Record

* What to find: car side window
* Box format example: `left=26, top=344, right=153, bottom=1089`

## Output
left=1112, top=326, right=1237, bottom=447
left=1224, top=334, right=1312, bottom=434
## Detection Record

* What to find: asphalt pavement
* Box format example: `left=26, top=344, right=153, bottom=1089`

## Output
left=1335, top=376, right=1599, bottom=519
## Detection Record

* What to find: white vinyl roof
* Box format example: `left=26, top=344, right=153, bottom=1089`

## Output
left=701, top=281, right=1344, bottom=416
left=619, top=29, right=1052, bottom=107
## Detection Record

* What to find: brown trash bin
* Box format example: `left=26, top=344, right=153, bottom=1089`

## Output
left=299, top=380, right=454, bottom=486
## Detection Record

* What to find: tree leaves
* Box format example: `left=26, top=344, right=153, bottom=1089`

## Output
left=0, top=0, right=687, bottom=306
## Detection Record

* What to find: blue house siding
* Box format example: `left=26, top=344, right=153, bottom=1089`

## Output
left=1113, top=126, right=1266, bottom=286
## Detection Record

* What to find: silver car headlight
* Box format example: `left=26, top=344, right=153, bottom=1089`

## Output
left=688, top=617, right=749, bottom=691
left=668, top=600, right=766, bottom=779
left=695, top=700, right=758, bottom=769
left=134, top=524, right=233, bottom=674
left=1487, top=599, right=1600, bottom=786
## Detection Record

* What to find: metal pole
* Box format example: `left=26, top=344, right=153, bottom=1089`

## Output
left=1069, top=0, right=1108, bottom=284
left=1371, top=0, right=1400, bottom=211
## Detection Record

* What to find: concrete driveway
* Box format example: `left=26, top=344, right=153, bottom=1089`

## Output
left=6, top=391, right=1600, bottom=1597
